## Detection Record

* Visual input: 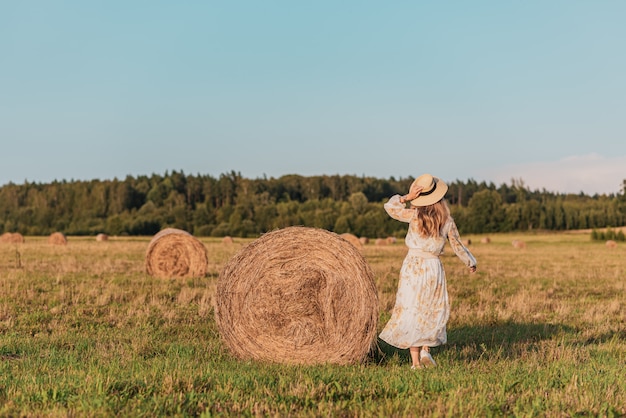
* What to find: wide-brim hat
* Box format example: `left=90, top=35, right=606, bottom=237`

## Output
left=409, top=174, right=448, bottom=207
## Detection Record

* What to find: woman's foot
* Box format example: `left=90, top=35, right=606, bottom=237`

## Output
left=420, top=349, right=437, bottom=367
left=410, top=363, right=423, bottom=370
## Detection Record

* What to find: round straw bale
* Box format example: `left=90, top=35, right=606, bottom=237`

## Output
left=375, top=238, right=387, bottom=246
left=512, top=239, right=526, bottom=249
left=359, top=236, right=369, bottom=245
left=386, top=236, right=397, bottom=244
left=340, top=233, right=362, bottom=251
left=480, top=237, right=491, bottom=244
left=606, top=240, right=617, bottom=249
left=96, top=233, right=109, bottom=242
left=48, top=232, right=67, bottom=245
left=145, top=228, right=208, bottom=278
left=222, top=236, right=234, bottom=244
left=0, top=232, right=25, bottom=244
left=215, top=226, right=379, bottom=365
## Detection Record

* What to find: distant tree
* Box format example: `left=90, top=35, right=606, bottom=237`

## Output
left=467, top=189, right=504, bottom=233
left=2, top=172, right=626, bottom=236
left=349, top=192, right=369, bottom=215
left=334, top=215, right=351, bottom=234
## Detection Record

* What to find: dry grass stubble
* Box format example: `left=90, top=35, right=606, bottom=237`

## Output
left=0, top=232, right=624, bottom=416
left=364, top=232, right=624, bottom=368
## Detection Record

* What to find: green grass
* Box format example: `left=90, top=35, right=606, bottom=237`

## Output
left=0, top=233, right=624, bottom=417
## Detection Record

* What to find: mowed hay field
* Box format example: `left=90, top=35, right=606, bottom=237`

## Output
left=0, top=232, right=624, bottom=417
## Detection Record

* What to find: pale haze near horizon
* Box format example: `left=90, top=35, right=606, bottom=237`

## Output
left=2, top=2, right=625, bottom=195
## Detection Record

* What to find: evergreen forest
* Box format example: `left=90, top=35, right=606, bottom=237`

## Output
left=1, top=171, right=626, bottom=239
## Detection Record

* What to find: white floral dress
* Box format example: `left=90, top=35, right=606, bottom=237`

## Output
left=379, top=195, right=477, bottom=349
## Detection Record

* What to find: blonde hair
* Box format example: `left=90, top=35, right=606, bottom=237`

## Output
left=413, top=199, right=450, bottom=238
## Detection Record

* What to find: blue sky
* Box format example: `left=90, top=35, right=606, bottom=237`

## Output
left=2, top=1, right=625, bottom=195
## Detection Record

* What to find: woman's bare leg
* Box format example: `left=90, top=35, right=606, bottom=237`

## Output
left=409, top=346, right=421, bottom=368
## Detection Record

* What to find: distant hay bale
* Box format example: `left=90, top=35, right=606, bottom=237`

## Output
left=96, top=233, right=109, bottom=242
left=145, top=228, right=208, bottom=279
left=0, top=232, right=24, bottom=244
left=375, top=238, right=387, bottom=246
left=480, top=237, right=491, bottom=244
left=359, top=237, right=369, bottom=245
left=222, top=236, right=234, bottom=244
left=48, top=232, right=67, bottom=246
left=462, top=239, right=472, bottom=246
left=512, top=239, right=526, bottom=249
left=340, top=233, right=362, bottom=250
left=606, top=240, right=617, bottom=249
left=386, top=236, right=397, bottom=245
left=215, top=226, right=379, bottom=365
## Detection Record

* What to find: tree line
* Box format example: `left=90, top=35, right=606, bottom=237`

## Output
left=1, top=171, right=625, bottom=238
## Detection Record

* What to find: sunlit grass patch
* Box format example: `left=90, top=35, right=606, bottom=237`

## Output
left=0, top=232, right=624, bottom=416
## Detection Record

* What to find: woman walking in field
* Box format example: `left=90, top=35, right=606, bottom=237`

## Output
left=379, top=174, right=477, bottom=369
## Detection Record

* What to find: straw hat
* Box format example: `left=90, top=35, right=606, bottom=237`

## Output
left=409, top=174, right=448, bottom=207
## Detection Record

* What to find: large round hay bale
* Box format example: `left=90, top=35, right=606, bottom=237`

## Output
left=0, top=232, right=25, bottom=244
left=512, top=239, right=526, bottom=249
left=340, top=233, right=362, bottom=251
left=215, top=226, right=379, bottom=365
left=48, top=232, right=67, bottom=245
left=222, top=236, right=234, bottom=245
left=96, top=233, right=109, bottom=242
left=606, top=240, right=617, bottom=249
left=480, top=237, right=491, bottom=244
left=145, top=228, right=208, bottom=278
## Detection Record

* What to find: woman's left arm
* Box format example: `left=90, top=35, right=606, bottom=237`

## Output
left=446, top=218, right=477, bottom=271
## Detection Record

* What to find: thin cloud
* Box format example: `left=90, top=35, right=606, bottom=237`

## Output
left=477, top=154, right=626, bottom=195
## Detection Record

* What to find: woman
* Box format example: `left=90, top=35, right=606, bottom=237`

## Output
left=379, top=173, right=477, bottom=369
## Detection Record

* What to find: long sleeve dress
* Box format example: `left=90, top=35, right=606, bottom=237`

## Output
left=379, top=194, right=477, bottom=349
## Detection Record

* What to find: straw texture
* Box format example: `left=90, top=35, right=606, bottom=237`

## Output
left=0, top=232, right=25, bottom=244
left=145, top=228, right=208, bottom=278
left=340, top=233, right=363, bottom=251
left=215, top=226, right=379, bottom=365
left=96, top=233, right=109, bottom=242
left=48, top=232, right=67, bottom=245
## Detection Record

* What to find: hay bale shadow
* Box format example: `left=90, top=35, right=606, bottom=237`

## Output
left=369, top=338, right=410, bottom=365
left=448, top=321, right=574, bottom=361
left=371, top=321, right=575, bottom=365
